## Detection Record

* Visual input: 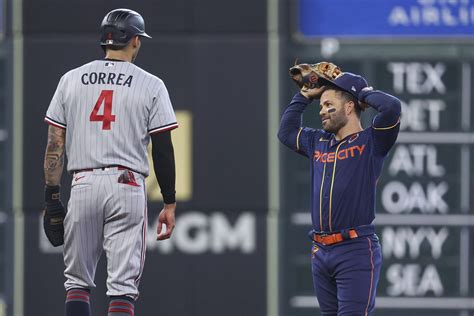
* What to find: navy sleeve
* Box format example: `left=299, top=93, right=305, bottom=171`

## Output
left=277, top=93, right=322, bottom=158
left=151, top=130, right=176, bottom=204
left=359, top=89, right=402, bottom=157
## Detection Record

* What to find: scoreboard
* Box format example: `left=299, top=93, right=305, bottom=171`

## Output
left=375, top=61, right=472, bottom=308
left=281, top=56, right=474, bottom=315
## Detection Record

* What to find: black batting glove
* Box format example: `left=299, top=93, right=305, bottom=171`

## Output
left=43, top=185, right=66, bottom=247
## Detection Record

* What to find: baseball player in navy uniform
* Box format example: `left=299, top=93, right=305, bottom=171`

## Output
left=42, top=8, right=178, bottom=316
left=278, top=69, right=401, bottom=315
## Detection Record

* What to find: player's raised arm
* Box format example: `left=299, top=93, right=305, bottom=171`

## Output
left=359, top=88, right=402, bottom=156
left=278, top=61, right=341, bottom=157
left=277, top=92, right=314, bottom=150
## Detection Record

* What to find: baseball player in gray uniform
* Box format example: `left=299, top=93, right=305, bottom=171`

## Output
left=42, top=8, right=178, bottom=316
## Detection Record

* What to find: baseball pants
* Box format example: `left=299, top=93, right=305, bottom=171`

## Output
left=311, top=234, right=381, bottom=316
left=63, top=167, right=147, bottom=300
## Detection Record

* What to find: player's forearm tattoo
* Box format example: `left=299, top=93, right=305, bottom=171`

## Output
left=44, top=126, right=66, bottom=186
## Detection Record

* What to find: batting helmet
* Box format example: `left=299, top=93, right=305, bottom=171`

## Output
left=100, top=8, right=151, bottom=49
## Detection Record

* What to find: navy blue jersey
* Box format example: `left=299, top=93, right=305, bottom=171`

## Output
left=278, top=91, right=401, bottom=232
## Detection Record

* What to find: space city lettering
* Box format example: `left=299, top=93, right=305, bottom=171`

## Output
left=313, top=145, right=366, bottom=163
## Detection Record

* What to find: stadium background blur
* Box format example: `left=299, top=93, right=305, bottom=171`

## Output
left=0, top=0, right=473, bottom=315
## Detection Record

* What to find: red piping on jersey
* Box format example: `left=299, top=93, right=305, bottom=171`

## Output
left=148, top=123, right=178, bottom=134
left=44, top=118, right=66, bottom=130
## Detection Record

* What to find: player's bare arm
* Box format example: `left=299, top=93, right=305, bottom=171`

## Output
left=44, top=125, right=66, bottom=185
left=42, top=125, right=67, bottom=247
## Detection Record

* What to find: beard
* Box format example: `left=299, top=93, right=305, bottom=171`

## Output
left=322, top=109, right=348, bottom=134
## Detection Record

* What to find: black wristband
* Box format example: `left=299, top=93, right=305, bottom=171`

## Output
left=45, top=185, right=61, bottom=204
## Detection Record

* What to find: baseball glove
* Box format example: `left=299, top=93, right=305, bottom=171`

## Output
left=289, top=61, right=342, bottom=90
left=43, top=185, right=66, bottom=247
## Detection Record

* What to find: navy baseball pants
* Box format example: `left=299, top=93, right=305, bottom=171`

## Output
left=311, top=235, right=381, bottom=316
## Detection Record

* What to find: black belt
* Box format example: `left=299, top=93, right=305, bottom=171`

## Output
left=73, top=165, right=142, bottom=176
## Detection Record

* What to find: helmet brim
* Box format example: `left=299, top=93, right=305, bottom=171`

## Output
left=139, top=32, right=152, bottom=39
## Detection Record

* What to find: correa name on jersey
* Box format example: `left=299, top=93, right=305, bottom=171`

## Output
left=81, top=72, right=133, bottom=87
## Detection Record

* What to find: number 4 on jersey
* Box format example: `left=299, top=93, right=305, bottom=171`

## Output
left=90, top=90, right=116, bottom=130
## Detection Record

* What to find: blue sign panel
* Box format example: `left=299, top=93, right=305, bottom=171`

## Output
left=298, top=0, right=474, bottom=38
left=0, top=0, right=3, bottom=36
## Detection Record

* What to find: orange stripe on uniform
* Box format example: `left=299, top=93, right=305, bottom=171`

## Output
left=372, top=118, right=400, bottom=130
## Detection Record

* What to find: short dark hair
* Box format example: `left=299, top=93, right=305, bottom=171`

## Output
left=102, top=36, right=138, bottom=53
left=105, top=45, right=125, bottom=51
left=322, top=85, right=361, bottom=117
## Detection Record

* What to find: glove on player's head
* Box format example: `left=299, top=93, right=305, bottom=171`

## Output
left=100, top=8, right=152, bottom=50
left=289, top=61, right=342, bottom=90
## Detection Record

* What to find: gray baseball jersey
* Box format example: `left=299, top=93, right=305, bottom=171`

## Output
left=45, top=59, right=177, bottom=299
left=45, top=59, right=178, bottom=176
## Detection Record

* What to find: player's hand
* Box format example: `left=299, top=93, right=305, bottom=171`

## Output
left=300, top=86, right=325, bottom=100
left=157, top=202, right=176, bottom=240
left=43, top=185, right=66, bottom=247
